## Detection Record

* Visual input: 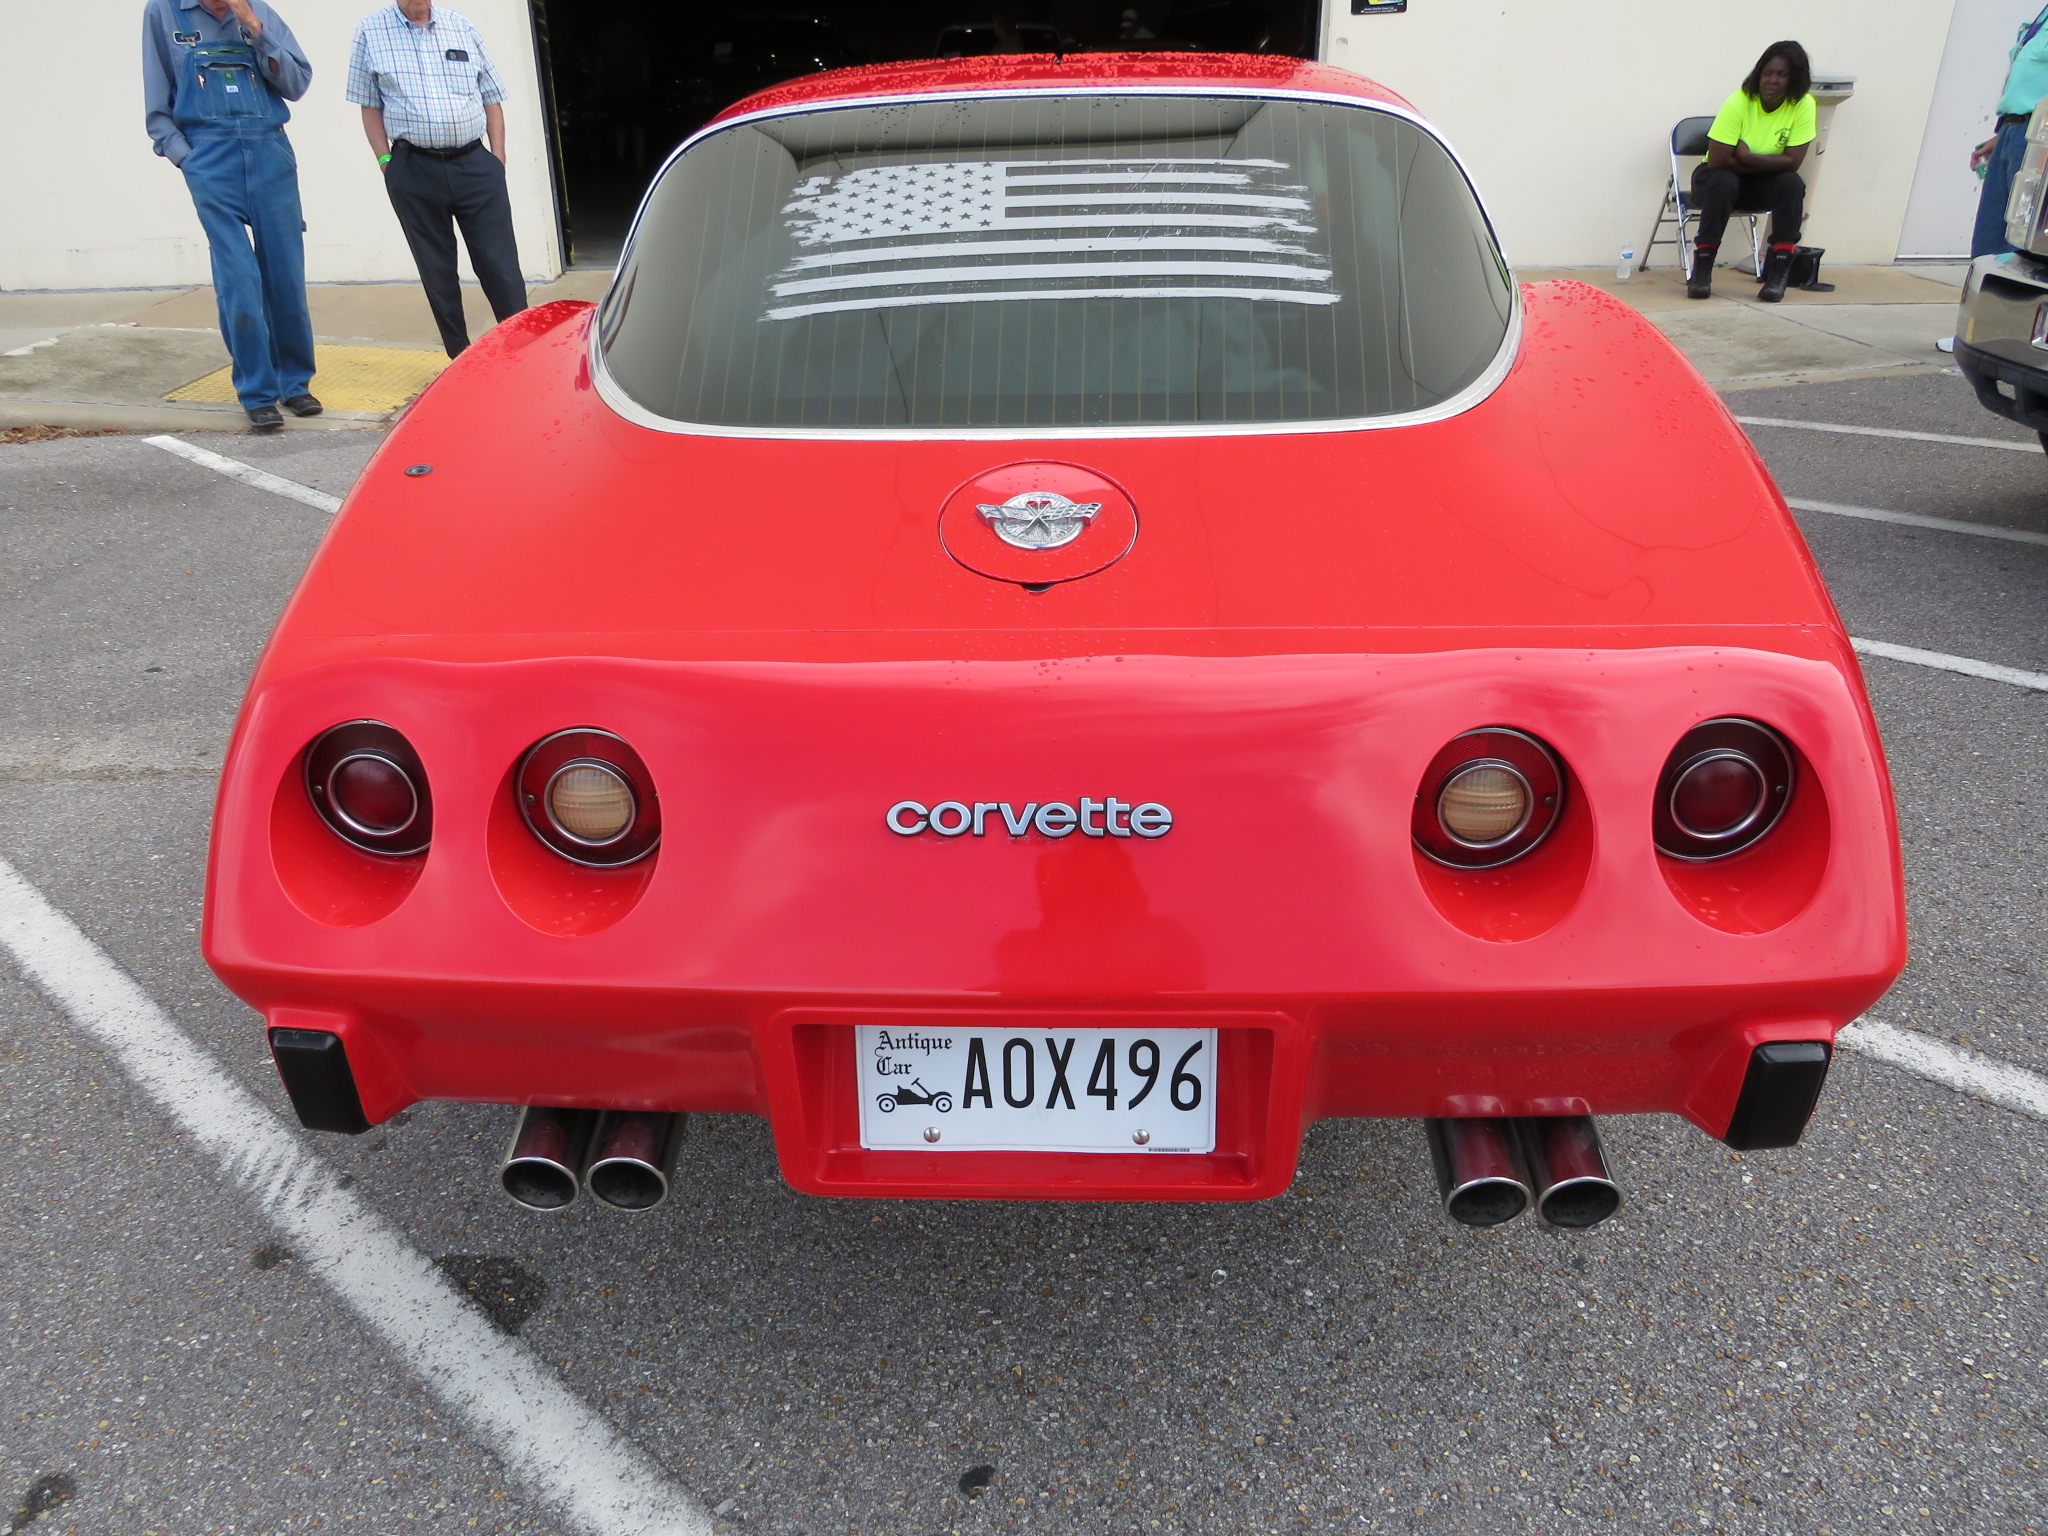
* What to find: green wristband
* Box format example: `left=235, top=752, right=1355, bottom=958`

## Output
left=378, top=153, right=392, bottom=164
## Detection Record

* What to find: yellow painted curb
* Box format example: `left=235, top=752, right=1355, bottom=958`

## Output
left=165, top=344, right=446, bottom=413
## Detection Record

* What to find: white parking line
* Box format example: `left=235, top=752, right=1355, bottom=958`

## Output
left=0, top=854, right=709, bottom=1536
left=1850, top=636, right=2048, bottom=693
left=143, top=433, right=342, bottom=515
left=1738, top=416, right=2040, bottom=454
left=1840, top=1018, right=2048, bottom=1121
left=1788, top=496, right=2048, bottom=547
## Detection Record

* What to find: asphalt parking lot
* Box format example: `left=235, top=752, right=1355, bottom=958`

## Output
left=1, top=368, right=2044, bottom=1536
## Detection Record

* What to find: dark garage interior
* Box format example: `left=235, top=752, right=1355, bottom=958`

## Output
left=530, top=0, right=1325, bottom=266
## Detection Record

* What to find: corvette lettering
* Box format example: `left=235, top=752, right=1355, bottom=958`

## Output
left=886, top=799, right=1172, bottom=838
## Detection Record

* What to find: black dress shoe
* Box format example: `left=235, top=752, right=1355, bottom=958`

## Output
left=282, top=393, right=323, bottom=417
left=246, top=404, right=284, bottom=429
left=1758, top=247, right=1793, bottom=303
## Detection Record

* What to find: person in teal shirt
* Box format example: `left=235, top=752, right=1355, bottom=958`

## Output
left=1969, top=5, right=2048, bottom=258
left=1687, top=41, right=1816, bottom=302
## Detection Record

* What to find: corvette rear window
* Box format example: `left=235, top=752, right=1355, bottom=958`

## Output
left=598, top=93, right=1513, bottom=430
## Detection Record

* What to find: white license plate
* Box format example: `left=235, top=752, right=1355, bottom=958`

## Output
left=856, top=1025, right=1217, bottom=1154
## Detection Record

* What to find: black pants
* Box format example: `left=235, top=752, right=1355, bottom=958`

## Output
left=1689, top=164, right=1805, bottom=253
left=385, top=141, right=527, bottom=357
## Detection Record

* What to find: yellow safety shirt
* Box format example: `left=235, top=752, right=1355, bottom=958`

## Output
left=1706, top=89, right=1817, bottom=157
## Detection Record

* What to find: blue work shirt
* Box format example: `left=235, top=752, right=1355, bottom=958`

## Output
left=1999, top=5, right=2048, bottom=116
left=142, top=0, right=312, bottom=166
left=345, top=5, right=506, bottom=151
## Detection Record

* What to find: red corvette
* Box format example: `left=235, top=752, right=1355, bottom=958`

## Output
left=204, top=53, right=1905, bottom=1227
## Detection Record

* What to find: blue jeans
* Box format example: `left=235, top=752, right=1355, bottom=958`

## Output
left=1972, top=118, right=2031, bottom=258
left=180, top=128, right=315, bottom=409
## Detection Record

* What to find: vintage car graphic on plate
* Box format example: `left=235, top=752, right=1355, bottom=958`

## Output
left=204, top=51, right=1905, bottom=1227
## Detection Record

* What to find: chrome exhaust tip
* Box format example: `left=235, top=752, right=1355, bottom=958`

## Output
left=500, top=1106, right=599, bottom=1211
left=585, top=1111, right=685, bottom=1212
left=1425, top=1117, right=1532, bottom=1228
left=1518, top=1115, right=1622, bottom=1229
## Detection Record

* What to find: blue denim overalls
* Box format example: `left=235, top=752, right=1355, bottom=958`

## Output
left=173, top=36, right=315, bottom=409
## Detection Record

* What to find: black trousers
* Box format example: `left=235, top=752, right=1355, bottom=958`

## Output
left=385, top=141, right=527, bottom=357
left=1690, top=164, right=1805, bottom=253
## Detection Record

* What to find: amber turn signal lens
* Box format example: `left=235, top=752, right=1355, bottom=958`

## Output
left=547, top=763, right=635, bottom=844
left=1412, top=728, right=1566, bottom=870
left=1437, top=764, right=1531, bottom=845
left=515, top=729, right=661, bottom=867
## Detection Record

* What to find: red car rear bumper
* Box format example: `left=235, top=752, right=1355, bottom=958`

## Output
left=209, top=645, right=1904, bottom=1201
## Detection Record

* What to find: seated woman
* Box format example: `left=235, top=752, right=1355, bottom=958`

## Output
left=1689, top=41, right=1815, bottom=302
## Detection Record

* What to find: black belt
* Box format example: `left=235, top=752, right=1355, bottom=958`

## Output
left=397, top=139, right=481, bottom=159
left=2000, top=113, right=2032, bottom=128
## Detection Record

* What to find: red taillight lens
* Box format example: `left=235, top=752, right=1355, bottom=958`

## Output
left=331, top=754, right=417, bottom=834
left=1671, top=753, right=1765, bottom=837
left=1654, top=719, right=1792, bottom=860
left=305, top=722, right=431, bottom=856
left=516, top=729, right=660, bottom=867
left=1413, top=728, right=1565, bottom=869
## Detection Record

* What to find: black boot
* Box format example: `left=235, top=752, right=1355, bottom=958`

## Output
left=1758, top=246, right=1793, bottom=303
left=1686, top=245, right=1715, bottom=299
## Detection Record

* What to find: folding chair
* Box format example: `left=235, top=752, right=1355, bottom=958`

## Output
left=1642, top=116, right=1768, bottom=277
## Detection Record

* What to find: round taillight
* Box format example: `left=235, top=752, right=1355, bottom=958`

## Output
left=331, top=755, right=417, bottom=834
left=1654, top=719, right=1793, bottom=860
left=305, top=721, right=431, bottom=856
left=1438, top=763, right=1532, bottom=845
left=517, top=729, right=660, bottom=866
left=547, top=763, right=636, bottom=845
left=1413, top=728, right=1565, bottom=869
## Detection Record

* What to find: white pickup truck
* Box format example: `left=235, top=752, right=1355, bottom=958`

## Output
left=1957, top=102, right=2048, bottom=450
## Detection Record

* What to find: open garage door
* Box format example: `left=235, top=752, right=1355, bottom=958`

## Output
left=531, top=1, right=1325, bottom=267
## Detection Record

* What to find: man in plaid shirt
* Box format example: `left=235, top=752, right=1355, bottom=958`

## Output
left=346, top=0, right=526, bottom=357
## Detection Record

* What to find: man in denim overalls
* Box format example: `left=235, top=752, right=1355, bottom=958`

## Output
left=143, top=0, right=318, bottom=429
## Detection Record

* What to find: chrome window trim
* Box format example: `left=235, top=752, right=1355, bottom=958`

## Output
left=587, top=84, right=1522, bottom=443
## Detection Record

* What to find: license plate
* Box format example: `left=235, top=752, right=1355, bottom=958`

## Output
left=856, top=1025, right=1217, bottom=1153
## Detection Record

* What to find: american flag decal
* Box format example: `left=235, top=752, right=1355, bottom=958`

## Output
left=764, top=158, right=1339, bottom=321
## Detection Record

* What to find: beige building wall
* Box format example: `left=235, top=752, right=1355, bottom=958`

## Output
left=0, top=0, right=561, bottom=292
left=5, top=2, right=1963, bottom=290
left=1323, top=1, right=1959, bottom=268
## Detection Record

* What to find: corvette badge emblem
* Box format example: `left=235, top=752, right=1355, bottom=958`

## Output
left=976, top=491, right=1103, bottom=550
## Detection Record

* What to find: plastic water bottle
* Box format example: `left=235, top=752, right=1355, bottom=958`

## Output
left=1615, top=246, right=1636, bottom=281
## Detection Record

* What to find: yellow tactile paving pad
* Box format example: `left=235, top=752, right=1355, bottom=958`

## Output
left=165, top=345, right=446, bottom=413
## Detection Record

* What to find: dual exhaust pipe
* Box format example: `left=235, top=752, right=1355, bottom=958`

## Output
left=504, top=1105, right=1611, bottom=1225
left=500, top=1107, right=685, bottom=1212
left=1425, top=1115, right=1621, bottom=1230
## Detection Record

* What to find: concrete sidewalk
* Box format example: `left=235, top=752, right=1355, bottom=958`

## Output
left=0, top=261, right=1965, bottom=436
left=1528, top=259, right=1966, bottom=390
left=0, top=271, right=607, bottom=435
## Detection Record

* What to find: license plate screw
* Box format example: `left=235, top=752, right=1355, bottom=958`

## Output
left=1131, top=1129, right=1150, bottom=1145
left=923, top=1126, right=941, bottom=1143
